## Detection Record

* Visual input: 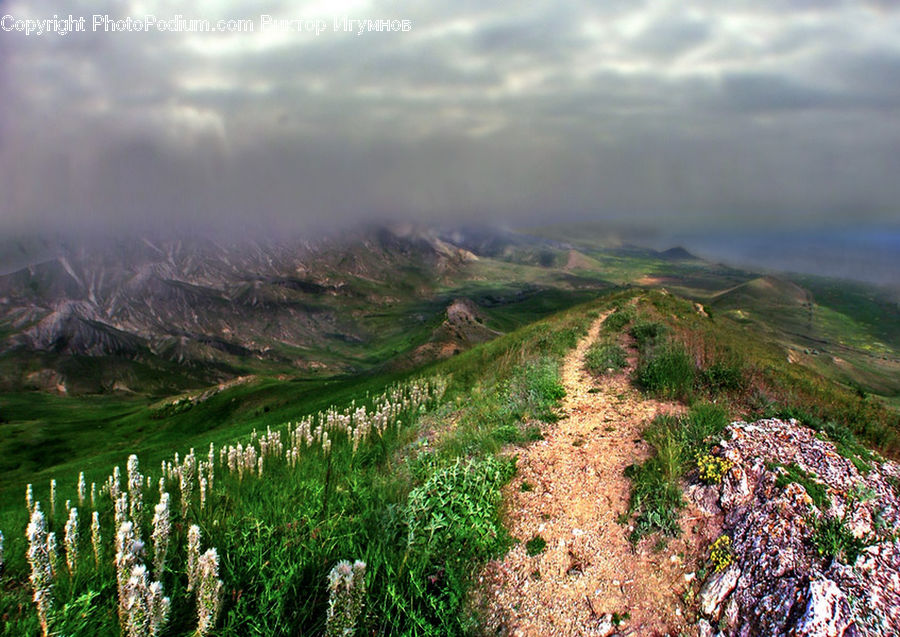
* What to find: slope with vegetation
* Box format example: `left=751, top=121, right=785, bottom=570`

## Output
left=1, top=225, right=899, bottom=635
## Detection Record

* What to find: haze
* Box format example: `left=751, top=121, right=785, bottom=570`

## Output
left=2, top=1, right=899, bottom=268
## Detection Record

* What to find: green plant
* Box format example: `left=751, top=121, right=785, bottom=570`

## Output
left=525, top=535, right=547, bottom=556
left=585, top=342, right=628, bottom=375
left=611, top=611, right=631, bottom=626
left=603, top=306, right=635, bottom=332
left=696, top=455, right=733, bottom=484
left=808, top=514, right=873, bottom=565
left=623, top=404, right=728, bottom=542
left=636, top=342, right=695, bottom=400
left=699, top=360, right=746, bottom=393
left=629, top=321, right=667, bottom=348
left=769, top=462, right=830, bottom=510
left=709, top=535, right=734, bottom=572
left=405, top=455, right=516, bottom=560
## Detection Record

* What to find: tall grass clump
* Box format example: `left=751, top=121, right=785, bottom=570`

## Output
left=636, top=342, right=695, bottom=400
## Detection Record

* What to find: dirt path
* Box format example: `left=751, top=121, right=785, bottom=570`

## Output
left=479, top=313, right=705, bottom=636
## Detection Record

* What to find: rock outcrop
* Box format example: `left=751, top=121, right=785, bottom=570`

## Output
left=696, top=419, right=900, bottom=636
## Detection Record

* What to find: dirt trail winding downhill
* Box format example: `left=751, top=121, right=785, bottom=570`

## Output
left=480, top=313, right=709, bottom=636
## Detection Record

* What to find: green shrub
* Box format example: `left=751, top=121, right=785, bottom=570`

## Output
left=405, top=455, right=516, bottom=561
left=624, top=458, right=683, bottom=541
left=700, top=360, right=745, bottom=393
left=585, top=342, right=627, bottom=375
left=624, top=404, right=728, bottom=542
left=636, top=342, right=695, bottom=400
left=505, top=358, right=566, bottom=422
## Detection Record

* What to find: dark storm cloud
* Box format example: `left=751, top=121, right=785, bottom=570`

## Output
left=2, top=0, right=900, bottom=237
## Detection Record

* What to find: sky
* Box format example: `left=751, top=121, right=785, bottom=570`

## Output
left=1, top=0, right=900, bottom=239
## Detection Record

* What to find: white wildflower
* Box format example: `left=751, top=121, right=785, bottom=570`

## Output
left=91, top=511, right=102, bottom=566
left=26, top=506, right=54, bottom=637
left=196, top=548, right=224, bottom=636
left=64, top=507, right=79, bottom=575
left=49, top=480, right=56, bottom=518
left=46, top=532, right=58, bottom=579
left=151, top=493, right=171, bottom=576
left=127, top=454, right=143, bottom=528
left=186, top=524, right=201, bottom=592
left=325, top=559, right=366, bottom=637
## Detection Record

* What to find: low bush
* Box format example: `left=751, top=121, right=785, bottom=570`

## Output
left=629, top=321, right=667, bottom=349
left=699, top=360, right=746, bottom=393
left=809, top=514, right=874, bottom=565
left=505, top=358, right=566, bottom=423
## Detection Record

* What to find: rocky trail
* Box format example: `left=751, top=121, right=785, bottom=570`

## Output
left=480, top=312, right=716, bottom=636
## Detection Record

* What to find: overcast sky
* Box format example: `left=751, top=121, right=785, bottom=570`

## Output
left=2, top=0, right=900, bottom=237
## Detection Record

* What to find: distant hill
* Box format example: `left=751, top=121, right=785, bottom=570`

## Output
left=712, top=275, right=812, bottom=309
left=658, top=246, right=699, bottom=261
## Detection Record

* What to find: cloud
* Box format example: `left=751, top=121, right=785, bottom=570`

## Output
left=1, top=0, right=900, bottom=237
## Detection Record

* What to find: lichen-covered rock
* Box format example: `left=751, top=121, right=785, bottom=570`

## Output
left=719, top=465, right=751, bottom=509
left=705, top=419, right=900, bottom=637
left=795, top=579, right=853, bottom=637
left=688, top=484, right=722, bottom=515
left=699, top=564, right=740, bottom=616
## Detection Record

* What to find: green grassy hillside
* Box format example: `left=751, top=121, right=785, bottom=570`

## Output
left=1, top=286, right=897, bottom=636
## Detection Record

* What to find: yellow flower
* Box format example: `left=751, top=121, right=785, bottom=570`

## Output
left=709, top=535, right=733, bottom=572
left=697, top=454, right=734, bottom=484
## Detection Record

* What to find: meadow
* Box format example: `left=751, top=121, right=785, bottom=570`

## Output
left=0, top=291, right=603, bottom=636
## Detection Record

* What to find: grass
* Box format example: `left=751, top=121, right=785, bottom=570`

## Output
left=768, top=462, right=830, bottom=510
left=635, top=342, right=695, bottom=400
left=525, top=535, right=547, bottom=556
left=603, top=306, right=635, bottom=333
left=809, top=513, right=875, bottom=565
left=623, top=403, right=729, bottom=542
left=584, top=342, right=628, bottom=375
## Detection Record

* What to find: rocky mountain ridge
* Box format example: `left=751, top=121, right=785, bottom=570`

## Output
left=0, top=225, right=481, bottom=392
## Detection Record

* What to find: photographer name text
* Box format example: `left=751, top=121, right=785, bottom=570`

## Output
left=1, top=14, right=412, bottom=36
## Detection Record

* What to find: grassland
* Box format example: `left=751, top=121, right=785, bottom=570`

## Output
left=1, top=230, right=899, bottom=636
left=0, top=289, right=609, bottom=636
